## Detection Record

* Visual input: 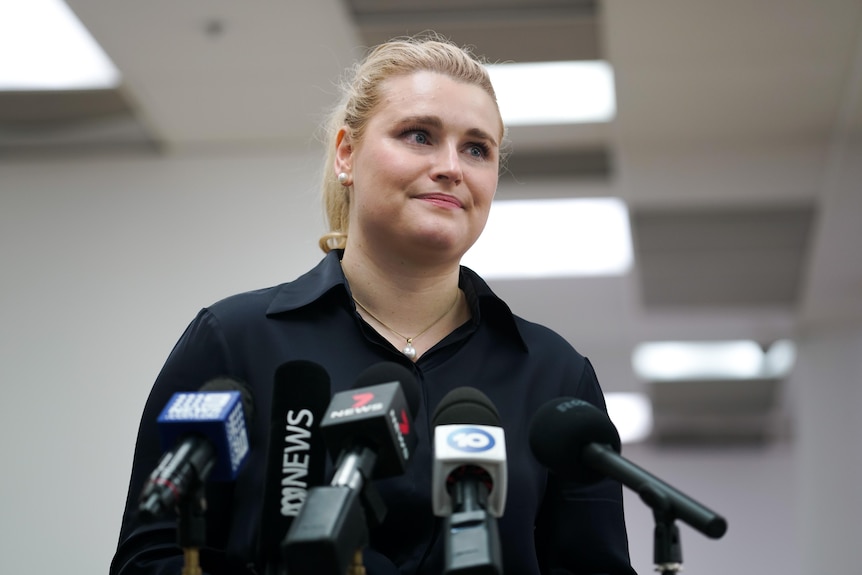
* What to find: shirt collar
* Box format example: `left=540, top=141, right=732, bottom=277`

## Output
left=265, top=250, right=348, bottom=315
left=266, top=249, right=527, bottom=350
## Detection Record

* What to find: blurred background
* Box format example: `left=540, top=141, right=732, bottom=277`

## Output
left=1, top=1, right=861, bottom=574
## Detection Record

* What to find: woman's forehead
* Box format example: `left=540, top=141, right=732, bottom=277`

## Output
left=375, top=71, right=504, bottom=141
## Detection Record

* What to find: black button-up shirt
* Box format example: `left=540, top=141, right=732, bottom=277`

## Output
left=112, top=250, right=635, bottom=575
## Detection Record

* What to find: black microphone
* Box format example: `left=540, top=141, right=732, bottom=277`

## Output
left=138, top=377, right=255, bottom=521
left=259, top=360, right=332, bottom=575
left=431, top=387, right=507, bottom=575
left=283, top=361, right=420, bottom=575
left=528, top=397, right=728, bottom=539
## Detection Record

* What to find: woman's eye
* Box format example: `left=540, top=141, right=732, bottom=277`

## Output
left=467, top=143, right=490, bottom=158
left=403, top=130, right=429, bottom=145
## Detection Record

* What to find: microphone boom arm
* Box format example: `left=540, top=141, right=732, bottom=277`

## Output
left=582, top=443, right=727, bottom=538
left=583, top=443, right=727, bottom=575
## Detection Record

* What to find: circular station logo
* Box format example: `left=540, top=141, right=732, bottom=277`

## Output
left=446, top=427, right=495, bottom=453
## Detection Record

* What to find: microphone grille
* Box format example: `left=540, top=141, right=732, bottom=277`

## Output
left=432, top=386, right=500, bottom=427
left=528, top=397, right=620, bottom=483
left=272, top=360, right=332, bottom=419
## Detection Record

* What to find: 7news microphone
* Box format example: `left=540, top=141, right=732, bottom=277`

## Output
left=283, top=361, right=420, bottom=575
left=432, top=387, right=507, bottom=575
left=528, top=397, right=727, bottom=539
left=138, top=376, right=255, bottom=521
left=259, top=360, right=332, bottom=575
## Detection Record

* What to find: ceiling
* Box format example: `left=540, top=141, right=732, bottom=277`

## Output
left=3, top=0, right=861, bottom=445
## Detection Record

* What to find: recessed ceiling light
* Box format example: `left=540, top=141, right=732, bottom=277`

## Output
left=632, top=340, right=797, bottom=381
left=0, top=0, right=120, bottom=91
left=462, top=197, right=633, bottom=279
left=762, top=339, right=797, bottom=378
left=605, top=392, right=653, bottom=444
left=486, top=60, right=616, bottom=126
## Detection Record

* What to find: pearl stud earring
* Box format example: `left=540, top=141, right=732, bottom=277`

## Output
left=337, top=172, right=349, bottom=185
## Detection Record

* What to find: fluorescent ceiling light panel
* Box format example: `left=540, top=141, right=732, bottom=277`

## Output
left=486, top=61, right=616, bottom=125
left=605, top=392, right=653, bottom=444
left=762, top=339, right=797, bottom=378
left=0, top=0, right=120, bottom=90
left=632, top=339, right=798, bottom=381
left=462, top=197, right=633, bottom=279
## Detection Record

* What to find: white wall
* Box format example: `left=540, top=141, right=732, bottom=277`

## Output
left=0, top=151, right=818, bottom=574
left=0, top=151, right=326, bottom=574
left=622, top=444, right=798, bottom=575
left=792, top=328, right=862, bottom=574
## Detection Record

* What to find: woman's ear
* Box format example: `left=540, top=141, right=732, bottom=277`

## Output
left=334, top=126, right=353, bottom=175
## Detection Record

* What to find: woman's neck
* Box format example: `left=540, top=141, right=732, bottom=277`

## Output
left=340, top=248, right=469, bottom=359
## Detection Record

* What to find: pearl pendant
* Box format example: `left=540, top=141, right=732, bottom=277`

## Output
left=402, top=341, right=417, bottom=360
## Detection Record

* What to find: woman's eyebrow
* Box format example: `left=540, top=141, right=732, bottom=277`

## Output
left=465, top=127, right=499, bottom=148
left=397, top=114, right=443, bottom=129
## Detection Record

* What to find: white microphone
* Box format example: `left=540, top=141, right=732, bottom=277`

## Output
left=432, top=424, right=507, bottom=517
left=431, top=387, right=507, bottom=575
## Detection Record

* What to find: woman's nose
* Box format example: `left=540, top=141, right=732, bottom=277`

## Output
left=432, top=142, right=463, bottom=184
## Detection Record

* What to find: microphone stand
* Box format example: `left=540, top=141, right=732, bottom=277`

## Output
left=177, top=483, right=208, bottom=575
left=580, top=443, right=727, bottom=573
left=640, top=485, right=683, bottom=575
left=348, top=549, right=367, bottom=575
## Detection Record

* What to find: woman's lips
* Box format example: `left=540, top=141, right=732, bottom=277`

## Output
left=415, top=193, right=463, bottom=209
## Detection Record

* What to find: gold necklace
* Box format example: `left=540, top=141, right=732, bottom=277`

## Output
left=353, top=293, right=460, bottom=360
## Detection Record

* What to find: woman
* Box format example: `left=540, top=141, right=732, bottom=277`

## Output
left=111, top=34, right=636, bottom=575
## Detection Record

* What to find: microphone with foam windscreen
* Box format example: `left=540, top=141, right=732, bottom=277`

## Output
left=528, top=397, right=727, bottom=539
left=283, top=361, right=420, bottom=575
left=138, top=376, right=255, bottom=522
left=432, top=387, right=507, bottom=575
left=259, top=360, right=332, bottom=575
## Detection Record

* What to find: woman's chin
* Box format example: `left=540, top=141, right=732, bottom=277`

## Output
left=414, top=233, right=478, bottom=264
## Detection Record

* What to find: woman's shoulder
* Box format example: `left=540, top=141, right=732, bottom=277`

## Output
left=205, top=283, right=286, bottom=320
left=461, top=266, right=585, bottom=361
left=204, top=252, right=345, bottom=324
left=510, top=313, right=584, bottom=357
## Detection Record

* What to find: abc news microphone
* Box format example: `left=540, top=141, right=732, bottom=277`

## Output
left=283, top=362, right=420, bottom=575
left=432, top=387, right=507, bottom=575
left=528, top=398, right=727, bottom=539
left=259, top=360, right=332, bottom=575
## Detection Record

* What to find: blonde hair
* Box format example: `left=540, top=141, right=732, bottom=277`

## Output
left=318, top=33, right=505, bottom=253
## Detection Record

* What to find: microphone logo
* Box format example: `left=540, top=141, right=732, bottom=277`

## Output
left=398, top=409, right=410, bottom=435
left=352, top=392, right=374, bottom=408
left=389, top=408, right=412, bottom=460
left=329, top=394, right=384, bottom=419
left=225, top=402, right=250, bottom=473
left=446, top=427, right=496, bottom=453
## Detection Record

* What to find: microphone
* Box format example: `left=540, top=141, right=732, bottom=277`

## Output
left=283, top=361, right=420, bottom=575
left=259, top=360, right=332, bottom=575
left=138, top=377, right=254, bottom=522
left=431, top=387, right=507, bottom=575
left=528, top=397, right=728, bottom=539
